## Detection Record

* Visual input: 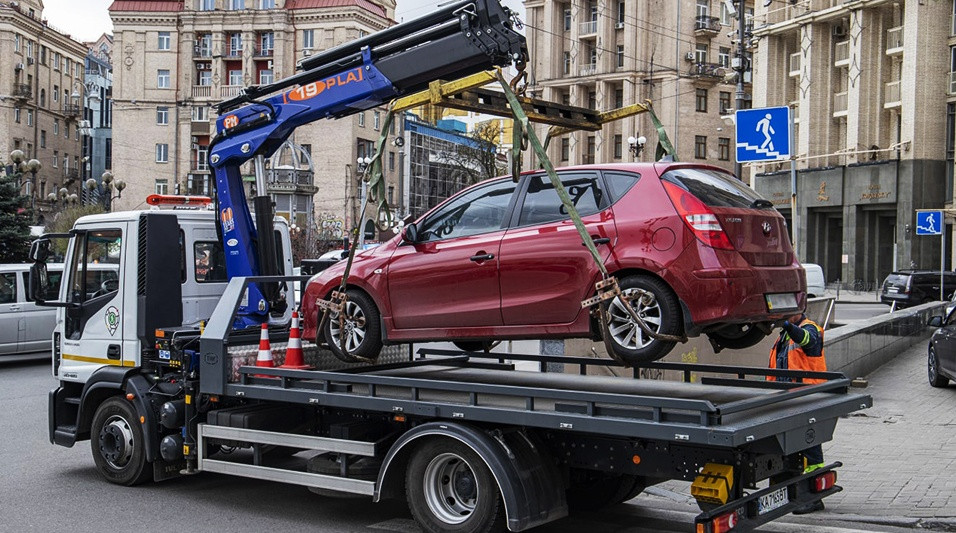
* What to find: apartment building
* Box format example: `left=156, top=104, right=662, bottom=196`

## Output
left=522, top=0, right=753, bottom=171
left=751, top=0, right=952, bottom=286
left=0, top=0, right=89, bottom=224
left=108, top=0, right=399, bottom=241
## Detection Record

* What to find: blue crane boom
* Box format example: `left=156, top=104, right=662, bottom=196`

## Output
left=206, top=0, right=526, bottom=329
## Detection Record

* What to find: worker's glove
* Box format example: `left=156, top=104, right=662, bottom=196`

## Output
left=782, top=320, right=804, bottom=340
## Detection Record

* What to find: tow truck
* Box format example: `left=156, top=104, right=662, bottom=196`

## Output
left=29, top=1, right=872, bottom=531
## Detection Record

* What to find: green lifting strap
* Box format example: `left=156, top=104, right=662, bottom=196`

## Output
left=650, top=105, right=678, bottom=161
left=495, top=71, right=608, bottom=279
left=365, top=104, right=397, bottom=231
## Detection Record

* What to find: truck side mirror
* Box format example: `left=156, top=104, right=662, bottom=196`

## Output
left=28, top=262, right=49, bottom=304
left=29, top=238, right=52, bottom=263
left=402, top=222, right=419, bottom=244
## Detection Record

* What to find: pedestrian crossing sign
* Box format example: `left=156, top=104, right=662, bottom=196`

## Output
left=735, top=106, right=791, bottom=163
left=915, top=210, right=943, bottom=236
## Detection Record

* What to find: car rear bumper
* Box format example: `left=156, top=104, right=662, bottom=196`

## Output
left=677, top=266, right=805, bottom=327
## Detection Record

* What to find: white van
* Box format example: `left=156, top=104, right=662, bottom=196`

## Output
left=804, top=263, right=826, bottom=298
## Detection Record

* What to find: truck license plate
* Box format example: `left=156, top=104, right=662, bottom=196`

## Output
left=765, top=293, right=798, bottom=311
left=758, top=487, right=789, bottom=515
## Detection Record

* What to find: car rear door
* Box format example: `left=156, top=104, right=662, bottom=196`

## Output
left=386, top=179, right=517, bottom=330
left=498, top=170, right=616, bottom=325
left=937, top=310, right=956, bottom=377
left=0, top=271, right=20, bottom=354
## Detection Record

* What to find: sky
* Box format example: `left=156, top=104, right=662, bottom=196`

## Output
left=39, top=0, right=525, bottom=43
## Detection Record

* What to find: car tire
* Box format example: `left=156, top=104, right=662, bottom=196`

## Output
left=90, top=396, right=153, bottom=486
left=707, top=324, right=769, bottom=351
left=452, top=341, right=495, bottom=353
left=405, top=438, right=506, bottom=533
left=324, top=289, right=383, bottom=363
left=928, top=346, right=950, bottom=388
left=603, top=275, right=681, bottom=365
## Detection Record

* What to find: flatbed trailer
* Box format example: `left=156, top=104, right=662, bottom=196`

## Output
left=148, top=276, right=871, bottom=532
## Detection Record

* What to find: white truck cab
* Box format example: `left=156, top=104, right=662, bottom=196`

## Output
left=39, top=208, right=293, bottom=384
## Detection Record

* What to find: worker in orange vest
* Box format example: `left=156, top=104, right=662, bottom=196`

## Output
left=768, top=312, right=827, bottom=514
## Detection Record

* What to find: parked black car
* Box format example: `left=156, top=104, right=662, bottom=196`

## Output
left=927, top=312, right=956, bottom=387
left=880, top=270, right=956, bottom=308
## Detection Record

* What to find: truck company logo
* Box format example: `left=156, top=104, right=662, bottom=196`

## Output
left=221, top=207, right=235, bottom=233
left=285, top=67, right=364, bottom=102
left=223, top=114, right=239, bottom=130
left=226, top=238, right=238, bottom=247
left=105, top=306, right=119, bottom=336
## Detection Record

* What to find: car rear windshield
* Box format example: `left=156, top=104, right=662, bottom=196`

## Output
left=661, top=168, right=763, bottom=208
left=884, top=274, right=909, bottom=286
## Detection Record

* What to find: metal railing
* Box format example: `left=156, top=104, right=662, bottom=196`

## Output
left=884, top=80, right=901, bottom=107
left=886, top=26, right=903, bottom=52
left=191, top=160, right=210, bottom=172
left=578, top=63, right=597, bottom=76
left=689, top=62, right=723, bottom=79
left=193, top=46, right=212, bottom=58
left=579, top=20, right=597, bottom=35
left=253, top=46, right=274, bottom=57
left=833, top=91, right=848, bottom=115
left=63, top=104, right=81, bottom=117
left=221, top=85, right=243, bottom=98
left=834, top=40, right=849, bottom=65
left=694, top=15, right=721, bottom=33
left=226, top=47, right=243, bottom=58
left=192, top=85, right=212, bottom=98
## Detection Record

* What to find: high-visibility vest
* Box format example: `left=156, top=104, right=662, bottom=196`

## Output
left=768, top=318, right=826, bottom=384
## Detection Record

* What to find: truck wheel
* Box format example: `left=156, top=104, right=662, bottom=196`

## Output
left=90, top=396, right=153, bottom=486
left=406, top=439, right=506, bottom=533
left=604, top=276, right=681, bottom=365
left=706, top=324, right=768, bottom=351
left=929, top=346, right=950, bottom=388
left=325, top=290, right=383, bottom=362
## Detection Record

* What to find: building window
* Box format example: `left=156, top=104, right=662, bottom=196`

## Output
left=260, top=0, right=275, bottom=8
left=193, top=106, right=209, bottom=121
left=617, top=0, right=625, bottom=24
left=358, top=111, right=365, bottom=127
left=157, top=107, right=169, bottom=125
left=198, top=69, right=212, bottom=86
left=613, top=134, right=623, bottom=159
left=39, top=89, right=45, bottom=107
left=64, top=154, right=69, bottom=172
left=696, top=0, right=709, bottom=17
left=53, top=52, right=60, bottom=70
left=14, top=108, right=20, bottom=123
left=54, top=119, right=59, bottom=135
left=720, top=1, right=733, bottom=25
left=374, top=111, right=381, bottom=130
left=259, top=69, right=273, bottom=84
left=14, top=34, right=20, bottom=52
left=695, top=43, right=708, bottom=64
left=303, top=29, right=314, bottom=49
left=561, top=137, right=570, bottom=161
left=584, top=135, right=596, bottom=164
left=158, top=69, right=171, bottom=88
left=259, top=32, right=274, bottom=54
left=40, top=130, right=46, bottom=148
left=947, top=103, right=955, bottom=199
left=614, top=87, right=624, bottom=109
left=75, top=125, right=79, bottom=140
left=695, top=88, right=708, bottom=112
left=158, top=32, right=171, bottom=50
left=53, top=150, right=58, bottom=168
left=617, top=45, right=624, bottom=68
left=563, top=7, right=571, bottom=31
left=388, top=151, right=395, bottom=172
left=229, top=33, right=243, bottom=56
left=27, top=110, right=33, bottom=126
left=156, top=144, right=169, bottom=163
left=563, top=52, right=571, bottom=75
left=229, top=0, right=244, bottom=9
left=155, top=179, right=169, bottom=194
left=719, top=91, right=732, bottom=114
left=694, top=135, right=707, bottom=159
left=718, top=137, right=730, bottom=161
left=588, top=90, right=596, bottom=109
left=198, top=0, right=214, bottom=10
left=229, top=69, right=243, bottom=86
left=718, top=47, right=730, bottom=68
left=53, top=85, right=59, bottom=102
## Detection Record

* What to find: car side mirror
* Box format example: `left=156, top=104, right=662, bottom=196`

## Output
left=28, top=262, right=49, bottom=304
left=402, top=222, right=419, bottom=244
left=929, top=315, right=944, bottom=327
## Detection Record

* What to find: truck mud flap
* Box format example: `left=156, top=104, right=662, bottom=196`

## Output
left=694, top=462, right=842, bottom=533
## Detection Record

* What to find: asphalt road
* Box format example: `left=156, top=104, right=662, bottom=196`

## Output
left=0, top=355, right=925, bottom=533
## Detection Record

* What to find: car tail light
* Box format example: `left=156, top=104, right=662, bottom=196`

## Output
left=696, top=510, right=738, bottom=533
left=663, top=181, right=735, bottom=250
left=811, top=471, right=837, bottom=492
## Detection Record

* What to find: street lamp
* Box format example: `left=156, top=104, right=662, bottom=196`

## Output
left=7, top=151, right=42, bottom=221
left=626, top=135, right=646, bottom=161
left=99, top=171, right=125, bottom=211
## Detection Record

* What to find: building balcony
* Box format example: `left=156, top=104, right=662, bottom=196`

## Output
left=191, top=120, right=212, bottom=135
left=833, top=91, right=848, bottom=117
left=834, top=40, right=849, bottom=67
left=694, top=15, right=721, bottom=36
left=186, top=173, right=211, bottom=196
left=579, top=20, right=597, bottom=36
left=885, top=26, right=903, bottom=55
left=578, top=63, right=597, bottom=77
left=789, top=52, right=801, bottom=77
left=253, top=46, right=274, bottom=57
left=192, top=85, right=213, bottom=98
left=688, top=62, right=724, bottom=81
left=221, top=85, right=243, bottom=98
left=191, top=160, right=210, bottom=172
left=884, top=80, right=901, bottom=109
left=193, top=46, right=212, bottom=58
left=13, top=83, right=32, bottom=100
left=63, top=104, right=81, bottom=118
left=225, top=48, right=243, bottom=58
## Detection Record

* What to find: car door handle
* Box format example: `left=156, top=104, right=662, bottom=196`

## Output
left=585, top=237, right=611, bottom=246
left=470, top=253, right=495, bottom=262
left=8, top=305, right=20, bottom=311
left=107, top=344, right=121, bottom=360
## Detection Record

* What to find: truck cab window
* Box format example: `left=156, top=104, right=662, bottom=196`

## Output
left=67, top=230, right=122, bottom=303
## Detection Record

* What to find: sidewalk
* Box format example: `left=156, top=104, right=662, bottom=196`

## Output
left=824, top=288, right=882, bottom=304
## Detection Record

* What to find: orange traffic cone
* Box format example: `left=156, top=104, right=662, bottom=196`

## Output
left=254, top=323, right=275, bottom=377
left=280, top=311, right=311, bottom=370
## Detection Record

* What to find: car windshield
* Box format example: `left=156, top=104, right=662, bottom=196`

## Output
left=662, top=168, right=763, bottom=208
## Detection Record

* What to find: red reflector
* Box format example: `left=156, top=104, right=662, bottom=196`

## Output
left=812, top=471, right=837, bottom=492
left=662, top=181, right=735, bottom=250
left=711, top=510, right=738, bottom=533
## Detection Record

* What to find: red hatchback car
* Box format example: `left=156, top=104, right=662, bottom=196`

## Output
left=302, top=162, right=805, bottom=365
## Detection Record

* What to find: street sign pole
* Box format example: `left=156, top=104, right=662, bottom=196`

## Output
left=789, top=108, right=797, bottom=258
left=942, top=229, right=946, bottom=301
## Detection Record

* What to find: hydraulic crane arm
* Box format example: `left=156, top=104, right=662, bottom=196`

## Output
left=208, top=0, right=526, bottom=329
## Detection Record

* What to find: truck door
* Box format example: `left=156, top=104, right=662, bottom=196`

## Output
left=59, top=226, right=129, bottom=375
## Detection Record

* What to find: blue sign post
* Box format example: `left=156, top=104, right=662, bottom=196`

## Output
left=735, top=106, right=791, bottom=163
left=915, top=209, right=945, bottom=301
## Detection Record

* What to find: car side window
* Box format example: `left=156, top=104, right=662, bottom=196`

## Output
left=518, top=172, right=605, bottom=226
left=22, top=271, right=62, bottom=302
left=602, top=171, right=640, bottom=203
left=417, top=180, right=517, bottom=242
left=0, top=273, right=16, bottom=304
